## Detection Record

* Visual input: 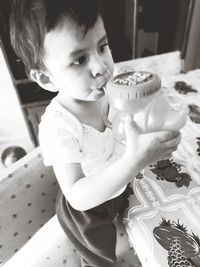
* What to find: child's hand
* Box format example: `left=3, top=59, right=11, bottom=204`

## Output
left=124, top=115, right=181, bottom=171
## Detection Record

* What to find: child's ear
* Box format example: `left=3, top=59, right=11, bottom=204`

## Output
left=29, top=69, right=59, bottom=92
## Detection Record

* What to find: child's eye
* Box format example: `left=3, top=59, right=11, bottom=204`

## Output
left=73, top=55, right=87, bottom=66
left=98, top=43, right=109, bottom=53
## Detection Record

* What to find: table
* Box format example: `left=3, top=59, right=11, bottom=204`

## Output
left=122, top=69, right=200, bottom=267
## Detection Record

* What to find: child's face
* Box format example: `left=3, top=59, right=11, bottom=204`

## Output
left=43, top=16, right=114, bottom=101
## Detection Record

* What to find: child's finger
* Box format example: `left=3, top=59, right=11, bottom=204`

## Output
left=163, top=133, right=181, bottom=149
left=161, top=153, right=173, bottom=160
left=165, top=146, right=179, bottom=155
left=158, top=130, right=180, bottom=142
left=124, top=115, right=139, bottom=139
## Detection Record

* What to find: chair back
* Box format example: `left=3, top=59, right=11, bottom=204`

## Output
left=0, top=147, right=59, bottom=265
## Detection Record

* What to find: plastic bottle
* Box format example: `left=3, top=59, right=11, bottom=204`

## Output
left=104, top=71, right=187, bottom=144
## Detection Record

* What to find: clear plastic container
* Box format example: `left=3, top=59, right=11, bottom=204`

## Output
left=104, top=71, right=188, bottom=143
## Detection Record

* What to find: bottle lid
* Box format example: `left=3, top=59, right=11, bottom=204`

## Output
left=106, top=71, right=161, bottom=100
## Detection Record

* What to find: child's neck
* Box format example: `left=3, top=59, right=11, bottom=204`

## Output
left=56, top=94, right=106, bottom=132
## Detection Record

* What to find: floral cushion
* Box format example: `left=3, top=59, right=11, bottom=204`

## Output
left=0, top=147, right=58, bottom=265
left=1, top=147, right=141, bottom=266
left=4, top=215, right=142, bottom=267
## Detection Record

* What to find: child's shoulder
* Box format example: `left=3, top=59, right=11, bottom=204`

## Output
left=39, top=98, right=82, bottom=139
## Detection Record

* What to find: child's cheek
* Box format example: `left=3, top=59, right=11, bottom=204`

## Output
left=108, top=57, right=114, bottom=76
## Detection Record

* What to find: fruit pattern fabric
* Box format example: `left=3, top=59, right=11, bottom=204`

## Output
left=122, top=69, right=200, bottom=267
left=149, top=159, right=192, bottom=188
left=168, top=237, right=193, bottom=267
left=153, top=218, right=200, bottom=267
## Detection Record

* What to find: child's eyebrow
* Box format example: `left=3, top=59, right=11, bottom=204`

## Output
left=69, top=34, right=108, bottom=59
left=98, top=34, right=108, bottom=43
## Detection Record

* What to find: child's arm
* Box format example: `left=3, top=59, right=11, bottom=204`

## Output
left=53, top=116, right=181, bottom=211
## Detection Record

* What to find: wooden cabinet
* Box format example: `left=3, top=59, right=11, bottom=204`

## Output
left=0, top=0, right=57, bottom=148
left=0, top=45, right=34, bottom=171
left=24, top=101, right=51, bottom=146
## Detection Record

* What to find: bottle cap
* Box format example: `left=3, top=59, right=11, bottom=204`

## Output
left=106, top=71, right=161, bottom=100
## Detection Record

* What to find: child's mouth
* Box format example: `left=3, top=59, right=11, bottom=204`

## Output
left=96, top=88, right=104, bottom=95
left=98, top=87, right=104, bottom=91
left=95, top=85, right=105, bottom=92
left=94, top=87, right=105, bottom=97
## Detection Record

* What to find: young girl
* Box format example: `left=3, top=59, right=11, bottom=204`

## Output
left=10, top=0, right=181, bottom=266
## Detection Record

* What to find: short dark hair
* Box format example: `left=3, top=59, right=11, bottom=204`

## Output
left=10, top=0, right=103, bottom=73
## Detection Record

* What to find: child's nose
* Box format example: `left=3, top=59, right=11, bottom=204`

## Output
left=90, top=54, right=107, bottom=78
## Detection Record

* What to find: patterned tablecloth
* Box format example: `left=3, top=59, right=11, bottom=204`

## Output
left=123, top=69, right=200, bottom=267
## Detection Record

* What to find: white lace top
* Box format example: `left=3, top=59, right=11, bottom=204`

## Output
left=39, top=97, right=114, bottom=175
left=39, top=98, right=127, bottom=198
